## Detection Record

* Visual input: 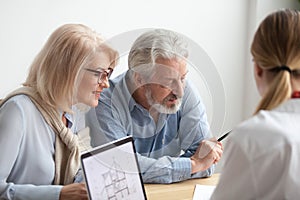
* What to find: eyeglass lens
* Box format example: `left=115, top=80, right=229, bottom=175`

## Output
left=97, top=68, right=113, bottom=83
left=84, top=68, right=113, bottom=84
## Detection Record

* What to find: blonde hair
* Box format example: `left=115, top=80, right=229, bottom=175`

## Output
left=24, top=24, right=119, bottom=113
left=251, top=9, right=300, bottom=114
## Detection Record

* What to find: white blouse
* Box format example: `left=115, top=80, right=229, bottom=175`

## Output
left=211, top=99, right=300, bottom=199
left=0, top=95, right=83, bottom=200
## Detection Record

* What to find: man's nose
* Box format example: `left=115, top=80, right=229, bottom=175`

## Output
left=171, top=80, right=184, bottom=98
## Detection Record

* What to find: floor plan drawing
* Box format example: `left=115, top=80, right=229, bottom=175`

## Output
left=102, top=158, right=130, bottom=199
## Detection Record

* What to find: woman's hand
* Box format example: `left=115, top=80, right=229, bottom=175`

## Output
left=60, top=183, right=88, bottom=200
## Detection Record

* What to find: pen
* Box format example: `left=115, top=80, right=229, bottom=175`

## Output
left=217, top=130, right=231, bottom=142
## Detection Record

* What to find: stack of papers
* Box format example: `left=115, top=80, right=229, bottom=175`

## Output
left=192, top=184, right=216, bottom=200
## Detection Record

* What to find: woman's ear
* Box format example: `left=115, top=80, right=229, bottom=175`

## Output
left=254, top=62, right=263, bottom=78
left=253, top=62, right=266, bottom=96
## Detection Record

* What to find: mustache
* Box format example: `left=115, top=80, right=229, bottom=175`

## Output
left=165, top=94, right=178, bottom=101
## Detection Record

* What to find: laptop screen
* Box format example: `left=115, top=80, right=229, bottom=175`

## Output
left=81, top=136, right=147, bottom=200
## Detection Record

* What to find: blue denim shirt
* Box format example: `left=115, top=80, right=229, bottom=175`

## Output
left=86, top=72, right=215, bottom=183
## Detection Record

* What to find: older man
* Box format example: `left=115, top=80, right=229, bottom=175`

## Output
left=86, top=29, right=223, bottom=183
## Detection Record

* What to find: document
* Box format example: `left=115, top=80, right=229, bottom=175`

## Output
left=192, top=184, right=216, bottom=200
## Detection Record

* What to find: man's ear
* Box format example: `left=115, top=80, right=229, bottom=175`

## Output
left=133, top=72, right=144, bottom=86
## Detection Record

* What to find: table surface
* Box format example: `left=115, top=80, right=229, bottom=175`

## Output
left=144, top=173, right=220, bottom=200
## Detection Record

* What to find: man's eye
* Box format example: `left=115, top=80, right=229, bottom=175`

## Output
left=160, top=81, right=172, bottom=87
left=159, top=84, right=169, bottom=89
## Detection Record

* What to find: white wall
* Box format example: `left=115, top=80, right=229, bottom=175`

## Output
left=2, top=0, right=299, bottom=130
left=1, top=0, right=300, bottom=167
left=0, top=0, right=249, bottom=137
left=2, top=0, right=299, bottom=174
left=243, top=0, right=300, bottom=119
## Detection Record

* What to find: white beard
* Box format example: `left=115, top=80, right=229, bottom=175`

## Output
left=145, top=89, right=182, bottom=114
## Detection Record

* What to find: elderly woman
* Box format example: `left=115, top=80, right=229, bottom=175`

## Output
left=0, top=24, right=118, bottom=200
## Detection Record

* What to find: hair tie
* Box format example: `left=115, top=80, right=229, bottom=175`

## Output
left=277, top=65, right=292, bottom=73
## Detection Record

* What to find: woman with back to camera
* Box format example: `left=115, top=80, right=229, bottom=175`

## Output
left=0, top=24, right=118, bottom=200
left=211, top=8, right=300, bottom=199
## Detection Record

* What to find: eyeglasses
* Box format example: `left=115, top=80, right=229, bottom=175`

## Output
left=84, top=68, right=114, bottom=84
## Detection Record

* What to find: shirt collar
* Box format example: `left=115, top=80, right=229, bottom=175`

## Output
left=120, top=72, right=141, bottom=112
left=273, top=99, right=300, bottom=114
left=59, top=110, right=74, bottom=128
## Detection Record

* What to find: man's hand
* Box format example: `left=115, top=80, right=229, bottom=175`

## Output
left=190, top=137, right=223, bottom=174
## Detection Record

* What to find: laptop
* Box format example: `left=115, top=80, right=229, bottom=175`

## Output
left=81, top=136, right=147, bottom=200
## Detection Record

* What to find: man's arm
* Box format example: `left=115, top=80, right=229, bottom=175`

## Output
left=178, top=81, right=218, bottom=178
left=86, top=95, right=207, bottom=183
left=86, top=79, right=216, bottom=183
left=137, top=154, right=213, bottom=183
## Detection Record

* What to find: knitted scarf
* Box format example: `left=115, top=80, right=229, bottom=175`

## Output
left=0, top=86, right=80, bottom=185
